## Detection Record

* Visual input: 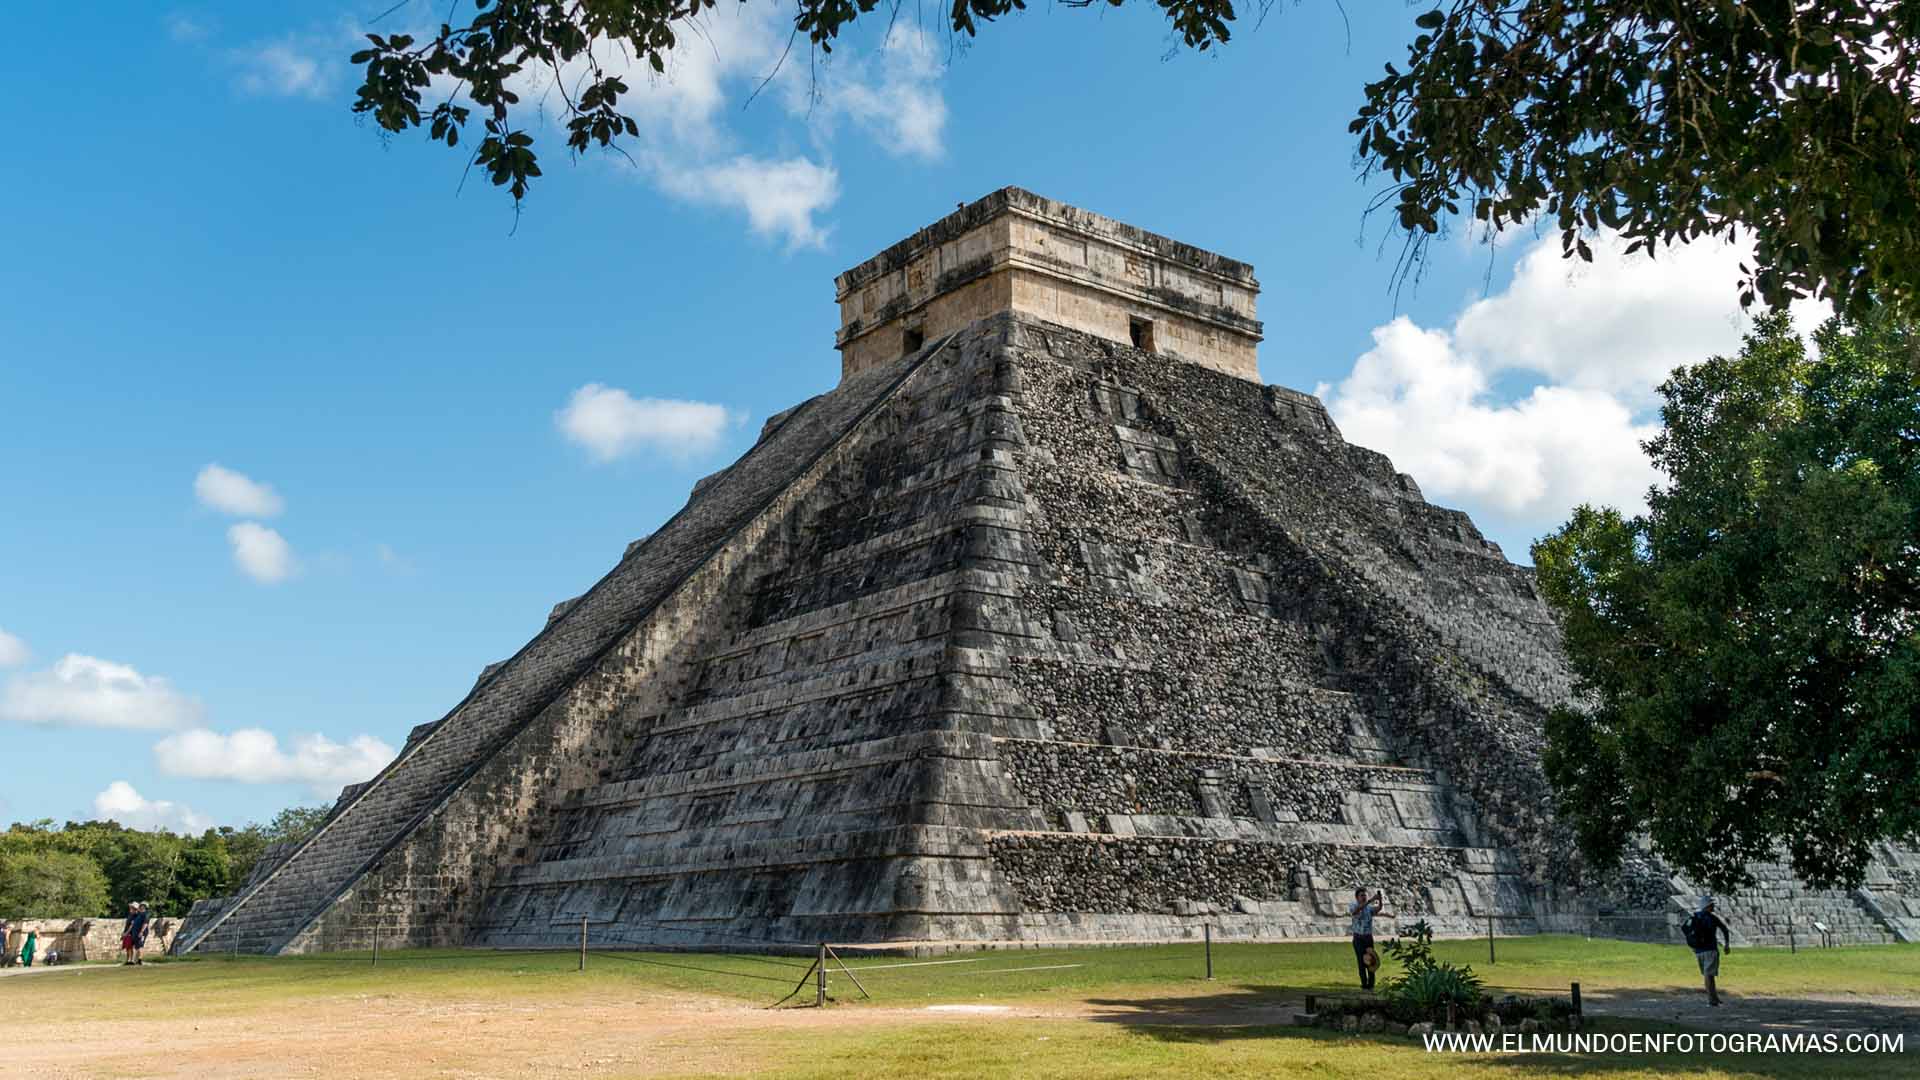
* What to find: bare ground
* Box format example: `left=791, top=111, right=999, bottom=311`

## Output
left=10, top=971, right=1062, bottom=1080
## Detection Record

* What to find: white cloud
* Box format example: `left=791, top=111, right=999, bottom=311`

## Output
left=1327, top=316, right=1662, bottom=522
left=166, top=13, right=210, bottom=43
left=654, top=156, right=841, bottom=249
left=803, top=25, right=948, bottom=160
left=0, top=628, right=27, bottom=669
left=0, top=654, right=201, bottom=730
left=92, top=781, right=211, bottom=834
left=1319, top=230, right=1832, bottom=541
left=556, top=384, right=737, bottom=462
left=154, top=727, right=395, bottom=796
left=228, top=522, right=295, bottom=584
left=194, top=463, right=285, bottom=517
left=1449, top=230, right=1831, bottom=404
left=215, top=8, right=947, bottom=244
left=496, top=5, right=941, bottom=245
left=236, top=40, right=331, bottom=100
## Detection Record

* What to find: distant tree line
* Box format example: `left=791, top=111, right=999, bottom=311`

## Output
left=0, top=806, right=329, bottom=920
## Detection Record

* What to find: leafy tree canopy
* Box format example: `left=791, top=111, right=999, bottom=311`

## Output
left=349, top=2, right=1920, bottom=318
left=0, top=803, right=332, bottom=919
left=1534, top=310, right=1920, bottom=891
left=0, top=850, right=111, bottom=921
left=1356, top=2, right=1920, bottom=320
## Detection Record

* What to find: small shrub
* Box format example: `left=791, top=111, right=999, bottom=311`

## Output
left=1380, top=920, right=1486, bottom=1022
left=1382, top=919, right=1438, bottom=976
left=1390, top=964, right=1484, bottom=1018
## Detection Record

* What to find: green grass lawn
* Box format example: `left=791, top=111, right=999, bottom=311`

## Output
left=822, top=934, right=1920, bottom=1006
left=683, top=1017, right=1909, bottom=1080
left=22, top=935, right=1913, bottom=1017
left=8, top=936, right=1912, bottom=1079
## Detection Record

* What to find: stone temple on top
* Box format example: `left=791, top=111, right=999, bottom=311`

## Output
left=175, top=188, right=1920, bottom=955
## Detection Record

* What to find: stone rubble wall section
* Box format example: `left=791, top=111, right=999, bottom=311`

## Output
left=989, top=835, right=1460, bottom=917
left=993, top=739, right=1431, bottom=828
left=2, top=918, right=178, bottom=962
left=999, top=320, right=1574, bottom=878
left=968, top=319, right=1561, bottom=920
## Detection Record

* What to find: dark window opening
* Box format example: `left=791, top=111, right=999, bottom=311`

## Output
left=1128, top=317, right=1156, bottom=353
left=903, top=327, right=926, bottom=354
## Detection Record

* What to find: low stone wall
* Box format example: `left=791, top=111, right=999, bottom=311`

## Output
left=2, top=917, right=177, bottom=963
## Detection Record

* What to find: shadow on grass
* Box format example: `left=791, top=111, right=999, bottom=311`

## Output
left=1074, top=984, right=1914, bottom=1078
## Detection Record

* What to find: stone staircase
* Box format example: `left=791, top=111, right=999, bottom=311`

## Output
left=1670, top=862, right=1898, bottom=947
left=176, top=345, right=946, bottom=955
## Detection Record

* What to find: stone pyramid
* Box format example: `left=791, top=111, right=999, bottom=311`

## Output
left=176, top=189, right=1917, bottom=954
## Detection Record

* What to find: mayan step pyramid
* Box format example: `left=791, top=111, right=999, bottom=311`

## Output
left=175, top=189, right=1918, bottom=955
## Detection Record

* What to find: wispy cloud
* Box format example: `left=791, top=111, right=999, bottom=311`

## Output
left=166, top=12, right=211, bottom=43
left=228, top=522, right=296, bottom=584
left=235, top=39, right=333, bottom=100
left=802, top=25, right=948, bottom=161
left=0, top=628, right=27, bottom=669
left=0, top=654, right=202, bottom=730
left=154, top=726, right=395, bottom=797
left=653, top=156, right=840, bottom=249
left=92, top=780, right=211, bottom=833
left=556, top=384, right=738, bottom=462
left=289, top=4, right=950, bottom=246
left=195, top=463, right=285, bottom=517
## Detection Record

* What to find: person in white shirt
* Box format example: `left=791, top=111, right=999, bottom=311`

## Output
left=1348, top=888, right=1390, bottom=989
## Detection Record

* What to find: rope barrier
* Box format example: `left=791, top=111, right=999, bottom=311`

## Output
left=829, top=957, right=983, bottom=972
left=584, top=951, right=798, bottom=986
left=955, top=963, right=1084, bottom=975
left=578, top=919, right=821, bottom=952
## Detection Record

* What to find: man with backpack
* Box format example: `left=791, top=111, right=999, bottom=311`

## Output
left=1684, top=895, right=1733, bottom=1006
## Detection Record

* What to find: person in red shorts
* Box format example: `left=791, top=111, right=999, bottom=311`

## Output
left=121, top=901, right=139, bottom=964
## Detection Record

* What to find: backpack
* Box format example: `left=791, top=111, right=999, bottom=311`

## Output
left=1683, top=910, right=1717, bottom=950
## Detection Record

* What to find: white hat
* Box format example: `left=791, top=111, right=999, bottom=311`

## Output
left=1698, top=894, right=1715, bottom=909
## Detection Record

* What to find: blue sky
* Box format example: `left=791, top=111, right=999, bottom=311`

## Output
left=0, top=3, right=1799, bottom=832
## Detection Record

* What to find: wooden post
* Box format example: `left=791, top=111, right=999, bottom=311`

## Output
left=1789, top=920, right=1796, bottom=953
left=1447, top=1000, right=1457, bottom=1028
left=1570, top=982, right=1582, bottom=1021
left=1204, top=923, right=1214, bottom=980
left=1305, top=994, right=1316, bottom=1015
left=1488, top=914, right=1496, bottom=964
left=816, top=944, right=828, bottom=1006
left=579, top=916, right=587, bottom=972
left=371, top=930, right=378, bottom=966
